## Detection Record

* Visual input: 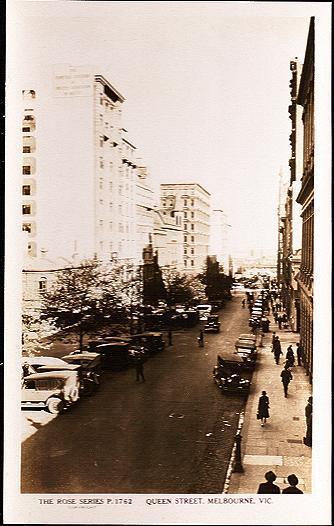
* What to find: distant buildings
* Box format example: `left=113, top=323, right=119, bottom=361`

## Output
left=160, top=183, right=211, bottom=273
left=209, top=209, right=231, bottom=273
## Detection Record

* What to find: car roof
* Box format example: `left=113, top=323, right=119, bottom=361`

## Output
left=37, top=364, right=80, bottom=371
left=21, top=356, right=67, bottom=366
left=23, top=370, right=77, bottom=380
left=95, top=342, right=129, bottom=348
left=62, top=353, right=100, bottom=360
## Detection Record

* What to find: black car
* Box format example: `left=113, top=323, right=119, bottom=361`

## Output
left=204, top=315, right=221, bottom=333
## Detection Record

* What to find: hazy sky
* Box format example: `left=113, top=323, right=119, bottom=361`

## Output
left=10, top=1, right=317, bottom=256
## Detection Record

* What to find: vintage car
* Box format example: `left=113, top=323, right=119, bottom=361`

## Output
left=213, top=361, right=251, bottom=395
left=91, top=342, right=133, bottom=370
left=235, top=338, right=257, bottom=352
left=21, top=370, right=81, bottom=413
left=61, top=352, right=102, bottom=394
left=204, top=315, right=221, bottom=333
left=21, top=356, right=74, bottom=383
left=98, top=332, right=165, bottom=354
left=238, top=333, right=257, bottom=342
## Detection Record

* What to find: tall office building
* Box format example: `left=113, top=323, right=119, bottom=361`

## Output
left=21, top=65, right=149, bottom=264
left=160, top=183, right=210, bottom=273
left=209, top=209, right=230, bottom=273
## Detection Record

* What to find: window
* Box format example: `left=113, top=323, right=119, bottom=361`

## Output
left=22, top=204, right=31, bottom=215
left=109, top=181, right=113, bottom=192
left=99, top=178, right=103, bottom=190
left=184, top=224, right=187, bottom=230
left=109, top=202, right=113, bottom=210
left=184, top=248, right=187, bottom=255
left=99, top=220, right=104, bottom=228
left=191, top=224, right=194, bottom=231
left=99, top=158, right=104, bottom=169
left=22, top=127, right=30, bottom=132
left=22, top=223, right=32, bottom=233
left=39, top=277, right=47, bottom=292
left=191, top=199, right=194, bottom=206
left=22, top=166, right=31, bottom=175
left=191, top=260, right=194, bottom=267
left=184, top=236, right=188, bottom=242
left=184, top=199, right=188, bottom=207
left=22, top=185, right=31, bottom=196
left=100, top=97, right=104, bottom=105
left=191, top=212, right=194, bottom=219
left=191, top=236, right=195, bottom=243
left=184, top=260, right=187, bottom=267
left=184, top=212, right=187, bottom=218
left=99, top=136, right=104, bottom=147
left=23, top=146, right=31, bottom=153
left=99, top=199, right=104, bottom=205
left=191, top=248, right=194, bottom=255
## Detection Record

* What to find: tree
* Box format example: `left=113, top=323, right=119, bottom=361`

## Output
left=161, top=268, right=206, bottom=306
left=200, top=256, right=232, bottom=302
left=22, top=313, right=56, bottom=356
left=41, top=259, right=105, bottom=350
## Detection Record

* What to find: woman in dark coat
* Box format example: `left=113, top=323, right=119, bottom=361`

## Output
left=258, top=390, right=270, bottom=427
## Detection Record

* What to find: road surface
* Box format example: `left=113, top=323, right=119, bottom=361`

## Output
left=21, top=293, right=252, bottom=493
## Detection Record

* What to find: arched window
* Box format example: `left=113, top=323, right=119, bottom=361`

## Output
left=39, top=277, right=47, bottom=293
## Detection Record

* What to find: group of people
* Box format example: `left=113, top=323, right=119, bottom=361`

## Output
left=257, top=471, right=304, bottom=494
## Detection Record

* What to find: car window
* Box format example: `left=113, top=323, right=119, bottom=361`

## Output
left=35, top=379, right=62, bottom=390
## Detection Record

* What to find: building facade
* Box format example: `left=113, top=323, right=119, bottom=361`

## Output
left=21, top=65, right=154, bottom=265
left=209, top=209, right=230, bottom=273
left=296, top=17, right=314, bottom=382
left=160, top=183, right=211, bottom=274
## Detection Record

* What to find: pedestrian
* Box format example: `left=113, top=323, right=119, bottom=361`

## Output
left=257, top=471, right=281, bottom=494
left=271, top=331, right=276, bottom=347
left=198, top=329, right=204, bottom=347
left=280, top=365, right=293, bottom=397
left=296, top=342, right=303, bottom=366
left=303, top=396, right=312, bottom=446
left=273, top=341, right=283, bottom=365
left=282, top=474, right=304, bottom=494
left=242, top=299, right=246, bottom=308
left=135, top=360, right=145, bottom=382
left=277, top=313, right=283, bottom=330
left=286, top=345, right=295, bottom=367
left=273, top=311, right=278, bottom=324
left=257, top=390, right=270, bottom=427
left=282, top=312, right=288, bottom=329
left=168, top=329, right=173, bottom=346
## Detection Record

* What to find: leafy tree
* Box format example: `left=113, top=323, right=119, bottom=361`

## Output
left=161, top=268, right=206, bottom=306
left=41, top=259, right=105, bottom=350
left=22, top=314, right=56, bottom=356
left=200, top=256, right=232, bottom=302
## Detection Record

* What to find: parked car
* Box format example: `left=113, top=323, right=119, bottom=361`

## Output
left=238, top=333, right=257, bottom=342
left=91, top=342, right=132, bottom=370
left=235, top=339, right=257, bottom=352
left=204, top=315, right=221, bottom=333
left=131, top=332, right=165, bottom=353
left=213, top=359, right=251, bottom=395
left=21, top=370, right=81, bottom=413
left=21, top=356, right=73, bottom=383
left=61, top=352, right=102, bottom=394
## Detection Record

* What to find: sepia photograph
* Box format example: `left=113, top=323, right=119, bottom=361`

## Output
left=4, top=1, right=331, bottom=524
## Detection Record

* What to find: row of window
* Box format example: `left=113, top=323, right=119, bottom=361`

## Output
left=184, top=259, right=195, bottom=267
left=184, top=248, right=195, bottom=255
left=184, top=223, right=195, bottom=231
left=184, top=235, right=195, bottom=243
left=184, top=211, right=195, bottom=219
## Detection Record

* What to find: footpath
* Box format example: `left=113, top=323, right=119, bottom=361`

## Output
left=226, top=316, right=312, bottom=494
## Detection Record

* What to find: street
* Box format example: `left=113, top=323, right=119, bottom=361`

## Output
left=21, top=293, right=251, bottom=494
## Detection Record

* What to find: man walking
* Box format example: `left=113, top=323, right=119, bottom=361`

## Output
left=135, top=360, right=145, bottom=382
left=198, top=329, right=204, bottom=347
left=272, top=336, right=282, bottom=364
left=280, top=365, right=293, bottom=397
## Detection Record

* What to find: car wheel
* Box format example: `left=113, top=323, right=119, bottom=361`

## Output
left=82, top=379, right=95, bottom=396
left=46, top=397, right=64, bottom=414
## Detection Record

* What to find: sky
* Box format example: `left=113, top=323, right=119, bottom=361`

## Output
left=8, top=1, right=318, bottom=257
